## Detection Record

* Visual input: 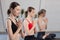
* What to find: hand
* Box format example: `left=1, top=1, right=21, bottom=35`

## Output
left=16, top=20, right=22, bottom=28
left=43, top=17, right=48, bottom=24
left=42, top=33, right=49, bottom=39
left=46, top=33, right=50, bottom=36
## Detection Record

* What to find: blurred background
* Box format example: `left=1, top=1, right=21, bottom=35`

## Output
left=0, top=0, right=60, bottom=40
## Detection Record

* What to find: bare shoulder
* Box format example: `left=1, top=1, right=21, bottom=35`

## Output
left=6, top=18, right=12, bottom=29
left=23, top=18, right=28, bottom=24
left=6, top=18, right=12, bottom=25
left=23, top=18, right=29, bottom=27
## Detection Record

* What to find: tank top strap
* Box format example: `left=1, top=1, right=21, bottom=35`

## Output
left=7, top=18, right=12, bottom=22
left=26, top=19, right=30, bottom=23
left=7, top=18, right=17, bottom=22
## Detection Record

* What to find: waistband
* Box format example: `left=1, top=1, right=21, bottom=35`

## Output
left=25, top=35, right=34, bottom=38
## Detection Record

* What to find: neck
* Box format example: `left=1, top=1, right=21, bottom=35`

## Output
left=27, top=15, right=32, bottom=21
left=9, top=13, right=16, bottom=20
left=39, top=16, right=43, bottom=19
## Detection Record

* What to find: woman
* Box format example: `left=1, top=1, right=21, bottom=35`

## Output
left=37, top=9, right=50, bottom=40
left=23, top=7, right=37, bottom=40
left=6, top=2, right=22, bottom=40
left=37, top=9, right=56, bottom=40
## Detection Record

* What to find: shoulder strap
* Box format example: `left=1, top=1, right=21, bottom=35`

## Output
left=7, top=18, right=17, bottom=22
left=7, top=18, right=12, bottom=22
left=26, top=19, right=30, bottom=23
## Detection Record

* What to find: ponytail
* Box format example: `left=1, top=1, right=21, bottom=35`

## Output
left=25, top=7, right=35, bottom=18
left=7, top=9, right=11, bottom=15
left=25, top=11, right=28, bottom=18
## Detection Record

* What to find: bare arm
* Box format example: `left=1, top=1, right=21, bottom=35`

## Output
left=20, top=31, right=25, bottom=38
left=34, top=27, right=37, bottom=34
left=31, top=20, right=36, bottom=33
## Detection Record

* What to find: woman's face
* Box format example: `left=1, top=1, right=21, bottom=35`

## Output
left=30, top=9, right=35, bottom=18
left=12, top=6, right=21, bottom=17
left=43, top=12, right=46, bottom=17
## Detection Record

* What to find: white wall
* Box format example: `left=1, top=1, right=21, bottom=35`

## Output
left=0, top=0, right=60, bottom=32
left=0, top=0, right=6, bottom=32
left=0, top=0, right=40, bottom=32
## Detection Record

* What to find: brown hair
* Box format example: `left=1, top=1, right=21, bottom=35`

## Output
left=38, top=9, right=46, bottom=17
left=25, top=7, right=35, bottom=17
left=7, top=2, right=20, bottom=15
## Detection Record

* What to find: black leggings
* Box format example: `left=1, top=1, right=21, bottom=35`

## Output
left=37, top=32, right=45, bottom=40
left=37, top=32, right=56, bottom=40
left=24, top=35, right=37, bottom=40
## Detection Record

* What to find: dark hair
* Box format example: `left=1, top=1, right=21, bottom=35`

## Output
left=38, top=9, right=46, bottom=17
left=7, top=2, right=20, bottom=15
left=25, top=7, right=35, bottom=17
